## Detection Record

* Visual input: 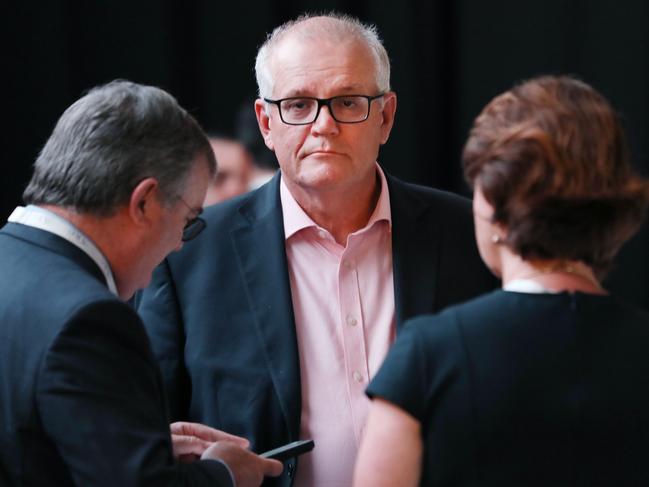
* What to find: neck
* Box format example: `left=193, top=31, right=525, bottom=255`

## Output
left=502, top=257, right=606, bottom=294
left=41, top=205, right=138, bottom=299
left=284, top=172, right=381, bottom=246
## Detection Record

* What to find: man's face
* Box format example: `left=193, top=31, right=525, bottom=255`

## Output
left=135, top=156, right=210, bottom=292
left=204, top=138, right=252, bottom=206
left=255, top=36, right=396, bottom=197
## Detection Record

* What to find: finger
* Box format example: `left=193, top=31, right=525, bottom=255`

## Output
left=210, top=431, right=250, bottom=448
left=172, top=434, right=213, bottom=457
left=262, top=458, right=284, bottom=477
left=170, top=421, right=188, bottom=435
left=171, top=422, right=250, bottom=448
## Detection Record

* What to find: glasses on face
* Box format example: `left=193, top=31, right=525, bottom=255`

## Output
left=177, top=196, right=206, bottom=242
left=263, top=94, right=385, bottom=125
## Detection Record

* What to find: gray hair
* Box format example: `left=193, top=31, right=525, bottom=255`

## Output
left=23, top=80, right=216, bottom=216
left=255, top=13, right=391, bottom=99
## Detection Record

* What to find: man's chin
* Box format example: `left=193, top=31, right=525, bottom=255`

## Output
left=299, top=154, right=349, bottom=175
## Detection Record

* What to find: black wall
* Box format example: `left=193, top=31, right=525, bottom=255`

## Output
left=6, top=0, right=648, bottom=308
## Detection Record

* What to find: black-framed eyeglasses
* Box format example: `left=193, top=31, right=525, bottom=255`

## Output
left=263, top=94, right=385, bottom=125
left=177, top=196, right=206, bottom=242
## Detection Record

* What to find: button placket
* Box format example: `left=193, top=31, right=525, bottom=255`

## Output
left=338, top=252, right=369, bottom=442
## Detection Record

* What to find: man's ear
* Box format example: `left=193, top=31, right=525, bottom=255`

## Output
left=254, top=99, right=275, bottom=151
left=128, top=177, right=160, bottom=225
left=379, top=91, right=397, bottom=145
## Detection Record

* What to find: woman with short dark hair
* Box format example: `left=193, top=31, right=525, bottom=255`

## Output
left=354, top=75, right=649, bottom=487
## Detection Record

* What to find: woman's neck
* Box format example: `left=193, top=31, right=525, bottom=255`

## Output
left=501, top=257, right=606, bottom=295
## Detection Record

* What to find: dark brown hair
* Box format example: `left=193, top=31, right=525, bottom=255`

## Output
left=463, top=75, right=649, bottom=275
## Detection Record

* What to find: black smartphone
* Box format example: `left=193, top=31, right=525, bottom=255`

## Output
left=259, top=439, right=315, bottom=462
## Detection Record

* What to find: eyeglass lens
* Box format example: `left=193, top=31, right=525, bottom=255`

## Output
left=280, top=96, right=370, bottom=124
left=182, top=217, right=206, bottom=242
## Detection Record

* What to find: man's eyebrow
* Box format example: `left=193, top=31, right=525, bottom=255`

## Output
left=280, top=85, right=366, bottom=98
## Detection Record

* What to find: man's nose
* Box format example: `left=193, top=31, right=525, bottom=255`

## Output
left=311, top=105, right=339, bottom=135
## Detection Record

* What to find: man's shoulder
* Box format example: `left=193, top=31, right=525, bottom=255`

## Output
left=386, top=174, right=471, bottom=209
left=203, top=175, right=280, bottom=226
left=0, top=237, right=132, bottom=372
left=171, top=177, right=281, bottom=264
left=0, top=228, right=121, bottom=319
left=12, top=267, right=122, bottom=330
left=385, top=173, right=473, bottom=226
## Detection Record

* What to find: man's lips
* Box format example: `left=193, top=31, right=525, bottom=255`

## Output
left=304, top=149, right=343, bottom=157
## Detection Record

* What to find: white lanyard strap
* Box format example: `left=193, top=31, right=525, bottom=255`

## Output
left=8, top=205, right=118, bottom=296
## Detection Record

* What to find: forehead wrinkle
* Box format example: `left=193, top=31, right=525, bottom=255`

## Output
left=273, top=56, right=375, bottom=98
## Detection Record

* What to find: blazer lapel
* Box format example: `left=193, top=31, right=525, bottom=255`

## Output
left=230, top=175, right=301, bottom=440
left=388, top=176, right=441, bottom=332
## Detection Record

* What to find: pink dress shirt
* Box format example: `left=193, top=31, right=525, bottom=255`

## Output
left=281, top=165, right=396, bottom=486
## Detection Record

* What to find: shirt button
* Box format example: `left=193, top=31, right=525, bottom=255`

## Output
left=353, top=371, right=363, bottom=383
left=318, top=230, right=327, bottom=239
left=347, top=315, right=357, bottom=326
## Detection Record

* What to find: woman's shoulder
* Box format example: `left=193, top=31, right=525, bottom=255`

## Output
left=402, top=290, right=587, bottom=347
left=406, top=290, right=649, bottom=345
left=404, top=290, right=512, bottom=332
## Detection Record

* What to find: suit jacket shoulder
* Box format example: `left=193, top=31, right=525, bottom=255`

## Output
left=386, top=175, right=498, bottom=322
left=0, top=223, right=233, bottom=486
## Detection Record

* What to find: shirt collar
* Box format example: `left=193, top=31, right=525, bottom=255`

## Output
left=280, top=162, right=392, bottom=241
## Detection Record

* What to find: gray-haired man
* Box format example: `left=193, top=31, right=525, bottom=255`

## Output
left=138, top=13, right=496, bottom=486
left=0, top=80, right=282, bottom=486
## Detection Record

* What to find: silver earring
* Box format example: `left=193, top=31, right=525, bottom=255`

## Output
left=491, top=234, right=501, bottom=244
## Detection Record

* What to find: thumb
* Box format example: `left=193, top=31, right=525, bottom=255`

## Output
left=262, top=458, right=284, bottom=478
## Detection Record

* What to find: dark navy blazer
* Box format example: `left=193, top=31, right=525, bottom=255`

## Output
left=0, top=222, right=232, bottom=486
left=136, top=172, right=498, bottom=486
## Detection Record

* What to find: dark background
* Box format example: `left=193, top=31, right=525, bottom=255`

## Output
left=6, top=1, right=648, bottom=309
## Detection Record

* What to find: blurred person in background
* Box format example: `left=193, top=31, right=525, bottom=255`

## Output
left=204, top=135, right=253, bottom=206
left=235, top=98, right=279, bottom=189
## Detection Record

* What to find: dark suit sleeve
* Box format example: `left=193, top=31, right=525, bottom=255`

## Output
left=36, top=299, right=232, bottom=487
left=134, top=259, right=191, bottom=421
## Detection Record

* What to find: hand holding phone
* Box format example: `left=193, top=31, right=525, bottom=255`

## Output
left=259, top=439, right=315, bottom=462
